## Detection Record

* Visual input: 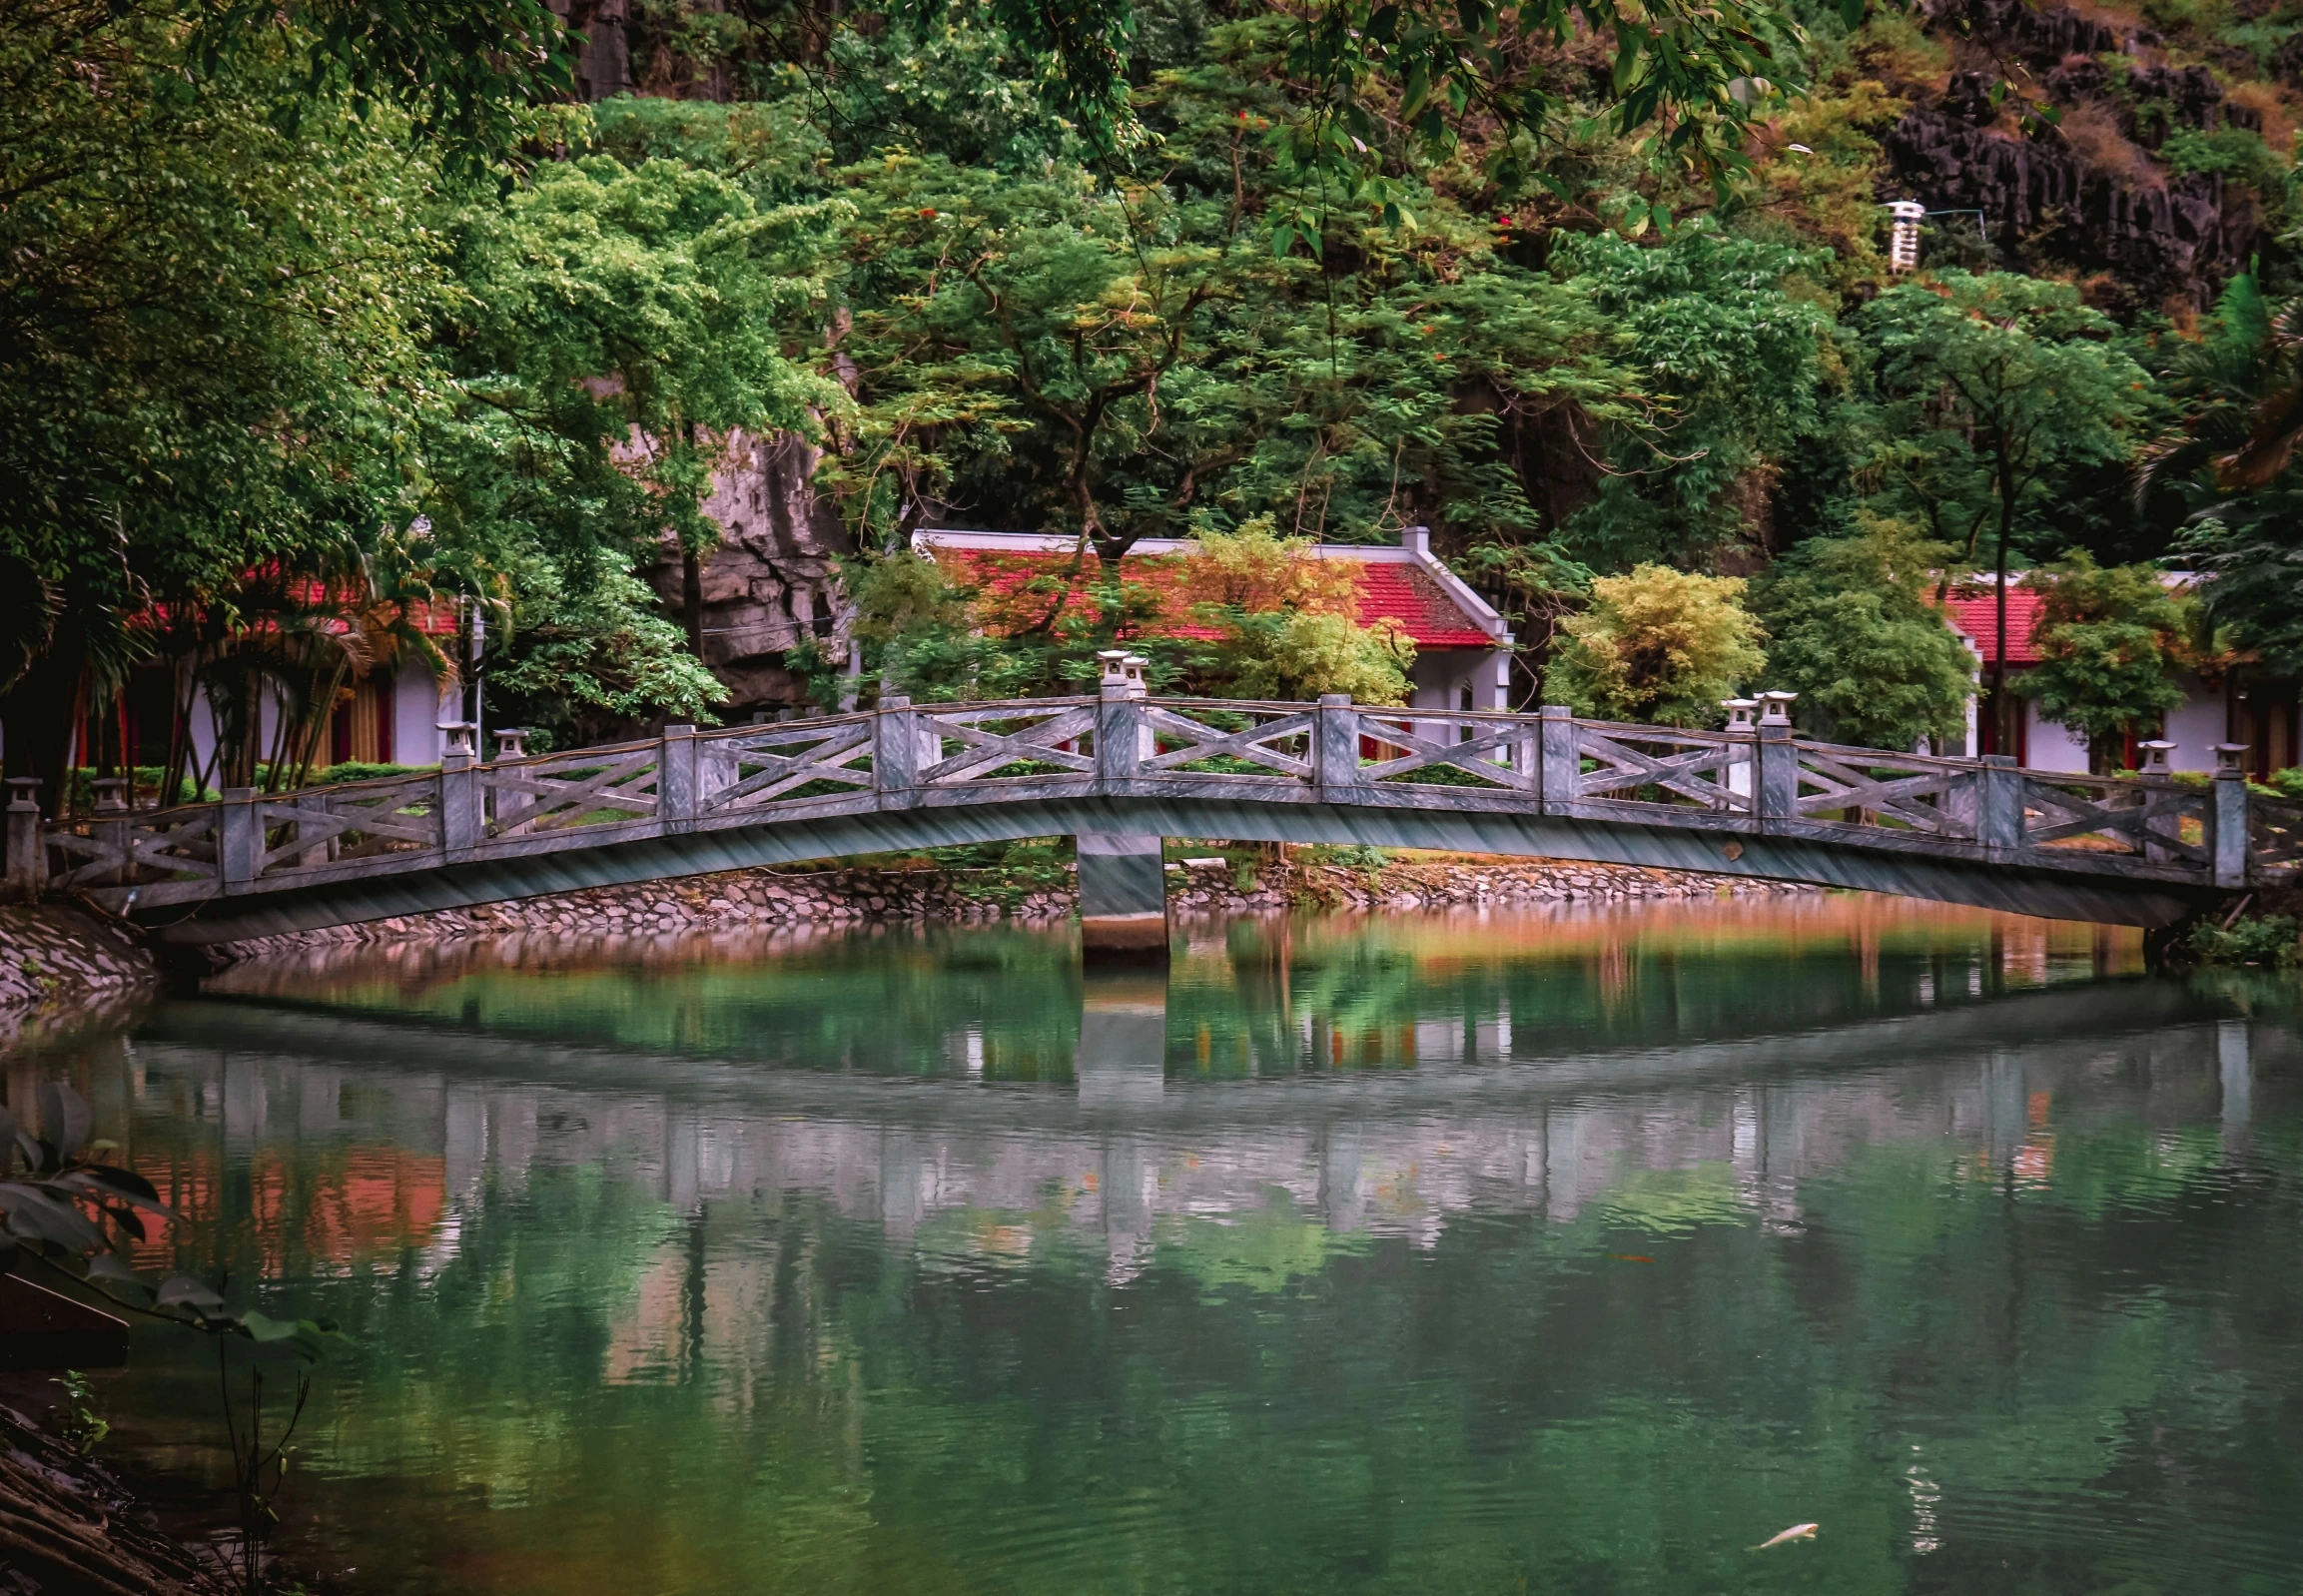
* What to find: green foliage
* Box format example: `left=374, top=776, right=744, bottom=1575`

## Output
left=1552, top=225, right=1834, bottom=567
left=488, top=553, right=727, bottom=743
left=1852, top=273, right=2151, bottom=574
left=1214, top=610, right=1415, bottom=703
left=2016, top=553, right=2190, bottom=767
left=1755, top=517, right=1974, bottom=751
left=1544, top=564, right=1767, bottom=726
left=316, top=762, right=428, bottom=784
left=2184, top=913, right=2301, bottom=966
left=53, top=1371, right=108, bottom=1454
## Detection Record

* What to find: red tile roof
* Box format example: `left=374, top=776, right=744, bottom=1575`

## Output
left=133, top=581, right=461, bottom=639
left=930, top=546, right=1497, bottom=650
left=1941, top=585, right=2042, bottom=666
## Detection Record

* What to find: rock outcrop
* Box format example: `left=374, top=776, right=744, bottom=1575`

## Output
left=648, top=427, right=855, bottom=716
left=1884, top=0, right=2267, bottom=308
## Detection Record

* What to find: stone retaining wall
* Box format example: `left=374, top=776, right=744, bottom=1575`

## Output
left=0, top=902, right=163, bottom=1053
left=218, top=855, right=1817, bottom=961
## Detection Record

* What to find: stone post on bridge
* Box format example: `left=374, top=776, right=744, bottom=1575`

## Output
left=1079, top=652, right=1167, bottom=959
left=1537, top=705, right=1576, bottom=814
left=438, top=722, right=481, bottom=861
left=1977, top=756, right=2023, bottom=859
left=4, top=778, right=43, bottom=901
left=1318, top=694, right=1369, bottom=802
left=218, top=787, right=260, bottom=889
left=659, top=724, right=700, bottom=834
left=2214, top=743, right=2253, bottom=890
left=875, top=694, right=920, bottom=804
left=1755, top=692, right=1799, bottom=832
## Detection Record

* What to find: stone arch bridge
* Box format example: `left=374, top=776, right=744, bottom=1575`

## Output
left=12, top=687, right=2301, bottom=945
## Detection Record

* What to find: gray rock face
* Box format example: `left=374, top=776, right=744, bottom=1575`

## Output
left=1886, top=0, right=2262, bottom=309
left=649, top=428, right=855, bottom=715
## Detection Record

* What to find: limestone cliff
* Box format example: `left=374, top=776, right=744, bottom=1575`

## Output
left=647, top=428, right=854, bottom=715
left=1882, top=0, right=2276, bottom=311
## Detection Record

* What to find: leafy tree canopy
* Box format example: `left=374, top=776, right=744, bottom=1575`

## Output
left=1753, top=515, right=1973, bottom=752
left=2016, top=553, right=2191, bottom=770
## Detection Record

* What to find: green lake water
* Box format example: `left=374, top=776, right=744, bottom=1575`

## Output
left=16, top=895, right=2303, bottom=1595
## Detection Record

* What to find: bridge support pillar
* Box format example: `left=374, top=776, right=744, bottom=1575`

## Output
left=1078, top=832, right=1168, bottom=957
left=1081, top=656, right=1166, bottom=960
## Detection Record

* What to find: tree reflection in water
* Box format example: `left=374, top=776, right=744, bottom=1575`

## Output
left=15, top=896, right=2301, bottom=1596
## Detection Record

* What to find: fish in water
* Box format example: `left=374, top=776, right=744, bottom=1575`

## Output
left=1751, top=1523, right=1819, bottom=1552
left=1610, top=1254, right=1656, bottom=1263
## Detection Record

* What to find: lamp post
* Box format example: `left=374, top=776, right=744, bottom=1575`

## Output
left=1887, top=200, right=1924, bottom=273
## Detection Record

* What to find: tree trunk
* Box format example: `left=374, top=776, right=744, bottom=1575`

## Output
left=1993, top=448, right=2014, bottom=760
left=682, top=547, right=705, bottom=660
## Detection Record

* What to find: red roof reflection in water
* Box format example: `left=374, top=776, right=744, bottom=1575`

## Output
left=130, top=1147, right=446, bottom=1277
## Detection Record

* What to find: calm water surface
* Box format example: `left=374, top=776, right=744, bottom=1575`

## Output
left=17, top=896, right=2303, bottom=1596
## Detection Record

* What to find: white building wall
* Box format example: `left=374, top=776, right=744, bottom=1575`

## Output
left=393, top=659, right=451, bottom=767
left=2162, top=671, right=2228, bottom=773
left=2021, top=701, right=2091, bottom=773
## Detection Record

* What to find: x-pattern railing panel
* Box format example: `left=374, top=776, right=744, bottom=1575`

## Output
left=2018, top=774, right=2209, bottom=865
left=483, top=742, right=661, bottom=836
left=1792, top=744, right=1976, bottom=840
left=46, top=808, right=221, bottom=889
left=255, top=776, right=440, bottom=873
left=702, top=719, right=876, bottom=812
left=1141, top=701, right=1315, bottom=780
left=1356, top=711, right=1536, bottom=791
left=1573, top=725, right=1748, bottom=811
left=2252, top=796, right=2303, bottom=873
left=917, top=701, right=1099, bottom=786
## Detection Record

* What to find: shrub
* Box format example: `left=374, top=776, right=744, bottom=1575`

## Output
left=1543, top=564, right=1766, bottom=726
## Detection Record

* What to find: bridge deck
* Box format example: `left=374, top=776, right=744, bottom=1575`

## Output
left=16, top=695, right=2299, bottom=941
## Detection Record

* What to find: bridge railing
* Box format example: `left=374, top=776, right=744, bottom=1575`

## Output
left=8, top=694, right=2265, bottom=907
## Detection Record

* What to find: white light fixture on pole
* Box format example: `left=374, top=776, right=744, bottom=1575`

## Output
left=1887, top=200, right=1925, bottom=273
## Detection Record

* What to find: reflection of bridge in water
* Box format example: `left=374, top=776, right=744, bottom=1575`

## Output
left=23, top=676, right=2303, bottom=940
left=109, top=929, right=2274, bottom=1283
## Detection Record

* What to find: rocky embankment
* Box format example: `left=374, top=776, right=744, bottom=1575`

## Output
left=0, top=1397, right=221, bottom=1596
left=215, top=854, right=1816, bottom=960
left=1, top=855, right=1822, bottom=1006
left=0, top=904, right=163, bottom=1055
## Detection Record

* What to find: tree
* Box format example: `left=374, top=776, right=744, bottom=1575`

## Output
left=1180, top=520, right=1413, bottom=703
left=1543, top=564, right=1766, bottom=726
left=1854, top=273, right=2150, bottom=752
left=0, top=0, right=582, bottom=809
left=2015, top=554, right=2189, bottom=772
left=1755, top=517, right=1973, bottom=752
left=2147, top=277, right=2303, bottom=677
left=1552, top=224, right=1834, bottom=570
